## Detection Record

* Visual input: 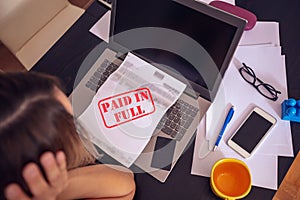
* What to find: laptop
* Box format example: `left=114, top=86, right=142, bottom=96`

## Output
left=70, top=0, right=246, bottom=182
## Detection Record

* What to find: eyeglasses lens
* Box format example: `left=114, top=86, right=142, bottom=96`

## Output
left=240, top=67, right=255, bottom=84
left=257, top=84, right=277, bottom=99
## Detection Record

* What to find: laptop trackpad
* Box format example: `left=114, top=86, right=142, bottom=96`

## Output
left=150, top=136, right=176, bottom=171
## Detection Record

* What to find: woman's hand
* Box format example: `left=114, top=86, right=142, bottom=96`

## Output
left=4, top=151, right=68, bottom=200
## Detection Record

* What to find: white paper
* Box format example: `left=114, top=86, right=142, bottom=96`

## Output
left=79, top=53, right=186, bottom=167
left=206, top=21, right=281, bottom=147
left=205, top=81, right=227, bottom=143
left=192, top=44, right=294, bottom=190
left=89, top=10, right=111, bottom=43
left=206, top=46, right=293, bottom=157
left=225, top=47, right=292, bottom=150
left=239, top=22, right=280, bottom=46
left=192, top=123, right=278, bottom=190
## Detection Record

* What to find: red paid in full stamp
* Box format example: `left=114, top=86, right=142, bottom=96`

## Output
left=98, top=88, right=155, bottom=128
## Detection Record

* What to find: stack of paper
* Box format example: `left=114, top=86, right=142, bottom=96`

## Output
left=191, top=21, right=294, bottom=190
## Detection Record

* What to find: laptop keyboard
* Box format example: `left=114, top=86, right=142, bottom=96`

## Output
left=85, top=59, right=198, bottom=141
left=156, top=99, right=199, bottom=141
left=85, top=59, right=119, bottom=92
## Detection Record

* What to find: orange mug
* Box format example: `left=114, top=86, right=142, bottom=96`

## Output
left=210, top=158, right=252, bottom=200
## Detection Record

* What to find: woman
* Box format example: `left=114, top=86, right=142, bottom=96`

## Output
left=0, top=72, right=135, bottom=199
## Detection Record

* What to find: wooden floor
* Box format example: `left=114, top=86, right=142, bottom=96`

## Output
left=0, top=0, right=93, bottom=72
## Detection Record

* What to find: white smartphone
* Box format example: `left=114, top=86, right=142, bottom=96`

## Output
left=227, top=107, right=277, bottom=158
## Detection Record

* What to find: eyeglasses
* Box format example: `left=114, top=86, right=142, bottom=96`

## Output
left=239, top=63, right=281, bottom=101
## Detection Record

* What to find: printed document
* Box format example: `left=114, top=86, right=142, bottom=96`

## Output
left=78, top=53, right=186, bottom=167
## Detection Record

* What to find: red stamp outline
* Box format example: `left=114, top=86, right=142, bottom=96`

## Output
left=97, top=88, right=156, bottom=128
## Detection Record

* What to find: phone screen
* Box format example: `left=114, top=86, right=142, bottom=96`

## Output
left=231, top=111, right=273, bottom=153
left=150, top=136, right=176, bottom=171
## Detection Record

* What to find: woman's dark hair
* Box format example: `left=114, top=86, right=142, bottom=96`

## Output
left=0, top=72, right=94, bottom=199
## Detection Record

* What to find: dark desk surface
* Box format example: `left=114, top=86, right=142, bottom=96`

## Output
left=32, top=1, right=300, bottom=199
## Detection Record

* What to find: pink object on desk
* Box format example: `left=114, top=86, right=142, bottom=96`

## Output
left=209, top=1, right=257, bottom=30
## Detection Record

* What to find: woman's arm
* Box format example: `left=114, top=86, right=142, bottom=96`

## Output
left=57, top=164, right=135, bottom=200
left=5, top=152, right=135, bottom=200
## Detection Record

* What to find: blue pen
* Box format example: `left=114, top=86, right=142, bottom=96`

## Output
left=213, top=106, right=235, bottom=151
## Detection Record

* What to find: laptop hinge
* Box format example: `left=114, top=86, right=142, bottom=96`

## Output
left=116, top=52, right=127, bottom=61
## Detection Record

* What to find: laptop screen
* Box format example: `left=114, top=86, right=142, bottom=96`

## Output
left=109, top=0, right=246, bottom=100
